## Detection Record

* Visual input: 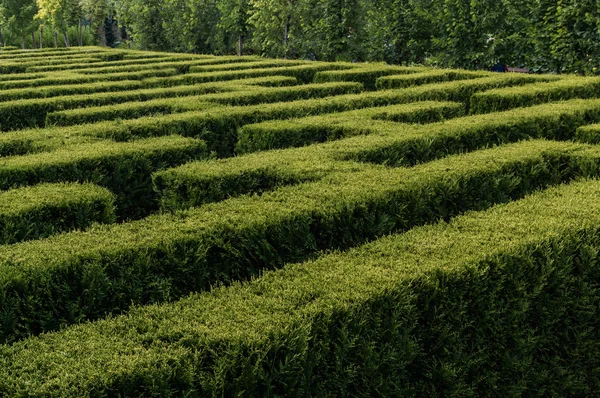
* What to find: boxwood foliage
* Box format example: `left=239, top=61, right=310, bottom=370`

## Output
left=145, top=63, right=353, bottom=86
left=0, top=80, right=145, bottom=103
left=41, top=74, right=554, bottom=158
left=46, top=82, right=363, bottom=127
left=0, top=140, right=596, bottom=342
left=0, top=76, right=279, bottom=131
left=0, top=136, right=206, bottom=219
left=236, top=98, right=600, bottom=156
left=314, top=64, right=428, bottom=89
left=0, top=69, right=179, bottom=91
left=375, top=68, right=490, bottom=89
left=0, top=178, right=599, bottom=396
left=0, top=182, right=116, bottom=245
left=576, top=123, right=600, bottom=144
left=470, top=76, right=600, bottom=113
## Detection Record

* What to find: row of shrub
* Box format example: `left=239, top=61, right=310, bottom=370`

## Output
left=375, top=69, right=489, bottom=89
left=0, top=80, right=145, bottom=103
left=0, top=182, right=115, bottom=245
left=46, top=81, right=363, bottom=127
left=0, top=136, right=206, bottom=220
left=154, top=99, right=600, bottom=212
left=0, top=76, right=262, bottom=130
left=16, top=73, right=554, bottom=156
left=0, top=69, right=179, bottom=90
left=0, top=145, right=599, bottom=395
left=76, top=56, right=261, bottom=75
left=234, top=98, right=600, bottom=158
left=314, top=64, right=427, bottom=89
left=470, top=77, right=600, bottom=113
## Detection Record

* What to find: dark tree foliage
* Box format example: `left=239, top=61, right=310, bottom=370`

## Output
left=2, top=0, right=600, bottom=74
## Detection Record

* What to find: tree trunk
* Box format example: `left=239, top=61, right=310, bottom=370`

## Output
left=53, top=31, right=58, bottom=48
left=237, top=35, right=243, bottom=56
left=62, top=30, right=70, bottom=47
left=78, top=19, right=83, bottom=46
left=39, top=26, right=43, bottom=49
left=0, top=28, right=4, bottom=47
left=283, top=18, right=290, bottom=59
left=21, top=36, right=25, bottom=49
left=31, top=31, right=37, bottom=49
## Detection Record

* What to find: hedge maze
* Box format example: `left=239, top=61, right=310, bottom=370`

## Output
left=0, top=47, right=599, bottom=396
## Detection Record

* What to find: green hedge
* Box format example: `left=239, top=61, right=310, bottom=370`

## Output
left=314, top=64, right=427, bottom=89
left=576, top=123, right=600, bottom=144
left=0, top=80, right=144, bottom=103
left=0, top=69, right=179, bottom=90
left=145, top=63, right=353, bottom=86
left=46, top=82, right=363, bottom=127
left=0, top=136, right=206, bottom=219
left=77, top=56, right=260, bottom=75
left=36, top=75, right=554, bottom=157
left=0, top=182, right=115, bottom=245
left=188, top=59, right=304, bottom=74
left=470, top=76, right=600, bottom=113
left=0, top=73, right=46, bottom=82
left=235, top=98, right=600, bottom=159
left=1, top=154, right=600, bottom=395
left=24, top=55, right=198, bottom=73
left=0, top=80, right=238, bottom=130
left=236, top=101, right=465, bottom=154
left=375, top=69, right=489, bottom=89
left=0, top=140, right=595, bottom=343
left=0, top=125, right=103, bottom=157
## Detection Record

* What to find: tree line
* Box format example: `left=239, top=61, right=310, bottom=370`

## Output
left=1, top=0, right=600, bottom=74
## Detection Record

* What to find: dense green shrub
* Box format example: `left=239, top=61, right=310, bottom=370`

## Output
left=376, top=69, right=489, bottom=89
left=46, top=82, right=363, bottom=127
left=0, top=183, right=116, bottom=244
left=1, top=170, right=600, bottom=395
left=0, top=136, right=206, bottom=219
left=314, top=64, right=427, bottom=89
left=0, top=140, right=593, bottom=343
left=470, top=77, right=600, bottom=113
left=236, top=98, right=600, bottom=156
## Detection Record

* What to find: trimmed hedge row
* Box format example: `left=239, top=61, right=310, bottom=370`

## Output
left=0, top=136, right=206, bottom=219
left=145, top=63, right=353, bottom=86
left=188, top=59, right=304, bottom=73
left=0, top=143, right=599, bottom=393
left=235, top=98, right=600, bottom=157
left=62, top=74, right=549, bottom=157
left=375, top=68, right=489, bottom=89
left=576, top=123, right=600, bottom=144
left=46, top=82, right=364, bottom=127
left=160, top=99, right=600, bottom=211
left=24, top=55, right=200, bottom=73
left=0, top=79, right=244, bottom=130
left=0, top=182, right=115, bottom=245
left=0, top=69, right=179, bottom=90
left=0, top=80, right=144, bottom=103
left=1, top=57, right=104, bottom=73
left=0, top=73, right=47, bottom=82
left=76, top=56, right=261, bottom=75
left=0, top=47, right=114, bottom=60
left=0, top=125, right=104, bottom=157
left=314, top=64, right=428, bottom=89
left=470, top=76, right=600, bottom=113
left=236, top=101, right=465, bottom=154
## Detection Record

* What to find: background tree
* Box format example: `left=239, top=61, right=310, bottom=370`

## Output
left=217, top=0, right=250, bottom=55
left=3, top=0, right=38, bottom=48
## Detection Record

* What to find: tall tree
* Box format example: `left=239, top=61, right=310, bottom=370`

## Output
left=217, top=0, right=249, bottom=55
left=35, top=0, right=77, bottom=47
left=2, top=0, right=38, bottom=48
left=248, top=0, right=304, bottom=58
